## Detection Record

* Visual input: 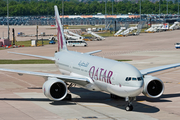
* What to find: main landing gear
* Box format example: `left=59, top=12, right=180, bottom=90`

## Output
left=65, top=93, right=72, bottom=101
left=125, top=97, right=136, bottom=111
left=64, top=83, right=76, bottom=101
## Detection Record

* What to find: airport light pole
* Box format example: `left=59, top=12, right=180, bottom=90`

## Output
left=140, top=0, right=141, bottom=22
left=178, top=0, right=179, bottom=20
left=167, top=0, right=168, bottom=14
left=7, top=0, right=9, bottom=40
left=105, top=0, right=107, bottom=30
left=159, top=0, right=161, bottom=19
left=112, top=0, right=113, bottom=15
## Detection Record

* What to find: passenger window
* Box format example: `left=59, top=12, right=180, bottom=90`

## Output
left=132, top=78, right=137, bottom=80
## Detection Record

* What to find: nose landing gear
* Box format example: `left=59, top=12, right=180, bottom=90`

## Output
left=125, top=104, right=133, bottom=111
left=125, top=97, right=136, bottom=111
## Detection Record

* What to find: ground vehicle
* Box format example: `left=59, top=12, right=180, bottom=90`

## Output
left=175, top=43, right=180, bottom=49
left=49, top=37, right=57, bottom=41
left=49, top=40, right=56, bottom=44
left=66, top=40, right=87, bottom=47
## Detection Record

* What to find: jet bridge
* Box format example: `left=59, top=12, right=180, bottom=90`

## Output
left=87, top=31, right=105, bottom=41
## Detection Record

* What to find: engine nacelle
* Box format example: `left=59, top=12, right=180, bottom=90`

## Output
left=43, top=77, right=67, bottom=101
left=143, top=75, right=164, bottom=98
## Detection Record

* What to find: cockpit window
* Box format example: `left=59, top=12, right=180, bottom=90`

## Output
left=125, top=77, right=131, bottom=81
left=125, top=77, right=143, bottom=81
left=137, top=77, right=143, bottom=81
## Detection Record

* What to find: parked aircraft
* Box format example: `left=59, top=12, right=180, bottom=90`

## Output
left=1, top=6, right=180, bottom=111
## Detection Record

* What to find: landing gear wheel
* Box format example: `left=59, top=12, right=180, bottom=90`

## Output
left=125, top=104, right=133, bottom=111
left=65, top=93, right=72, bottom=101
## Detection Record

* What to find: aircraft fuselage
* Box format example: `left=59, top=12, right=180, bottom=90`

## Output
left=55, top=51, right=144, bottom=98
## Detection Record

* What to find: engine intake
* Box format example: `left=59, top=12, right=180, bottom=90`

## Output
left=143, top=75, right=164, bottom=98
left=43, top=77, right=67, bottom=101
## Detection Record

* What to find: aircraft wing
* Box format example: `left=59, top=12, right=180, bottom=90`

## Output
left=0, top=68, right=90, bottom=86
left=8, top=52, right=55, bottom=61
left=140, top=63, right=180, bottom=75
left=85, top=50, right=102, bottom=55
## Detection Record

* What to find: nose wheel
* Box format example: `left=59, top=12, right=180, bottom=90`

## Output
left=125, top=104, right=133, bottom=111
left=125, top=97, right=135, bottom=111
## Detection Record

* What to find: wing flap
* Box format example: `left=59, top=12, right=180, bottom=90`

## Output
left=140, top=63, right=180, bottom=75
left=0, top=68, right=90, bottom=86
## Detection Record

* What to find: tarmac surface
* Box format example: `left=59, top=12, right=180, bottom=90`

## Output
left=0, top=26, right=180, bottom=120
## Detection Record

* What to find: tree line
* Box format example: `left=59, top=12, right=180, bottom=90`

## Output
left=0, top=0, right=180, bottom=16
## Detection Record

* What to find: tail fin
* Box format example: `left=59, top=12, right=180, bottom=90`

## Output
left=54, top=5, right=67, bottom=51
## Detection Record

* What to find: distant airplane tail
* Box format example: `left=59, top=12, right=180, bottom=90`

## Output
left=54, top=5, right=67, bottom=51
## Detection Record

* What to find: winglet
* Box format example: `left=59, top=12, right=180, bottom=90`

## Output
left=54, top=5, right=67, bottom=51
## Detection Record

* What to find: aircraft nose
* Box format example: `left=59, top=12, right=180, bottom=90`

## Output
left=136, top=80, right=144, bottom=88
left=126, top=85, right=144, bottom=97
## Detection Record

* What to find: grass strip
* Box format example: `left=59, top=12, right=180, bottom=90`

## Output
left=0, top=48, right=5, bottom=50
left=82, top=31, right=114, bottom=37
left=0, top=59, right=54, bottom=64
left=0, top=59, right=131, bottom=64
left=14, top=40, right=56, bottom=47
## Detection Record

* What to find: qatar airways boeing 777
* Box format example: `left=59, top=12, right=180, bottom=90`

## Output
left=1, top=6, right=180, bottom=111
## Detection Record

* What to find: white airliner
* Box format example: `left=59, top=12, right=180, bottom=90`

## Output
left=1, top=6, right=180, bottom=111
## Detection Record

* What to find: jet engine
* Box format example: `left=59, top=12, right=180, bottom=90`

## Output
left=43, top=77, right=67, bottom=101
left=143, top=75, right=164, bottom=98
